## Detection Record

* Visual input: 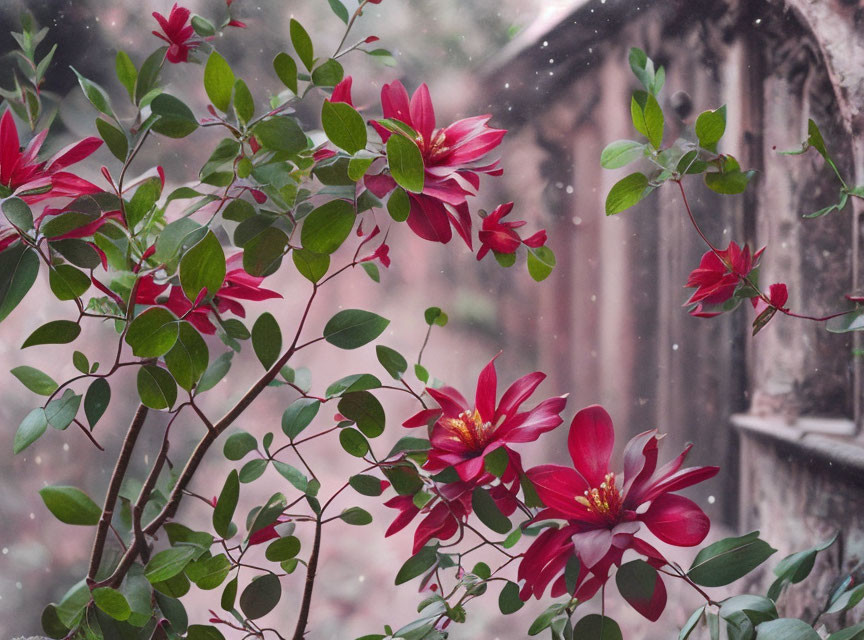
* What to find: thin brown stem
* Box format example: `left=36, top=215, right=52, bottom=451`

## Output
left=291, top=515, right=322, bottom=640
left=86, top=404, right=148, bottom=587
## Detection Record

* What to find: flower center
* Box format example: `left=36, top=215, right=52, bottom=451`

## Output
left=575, top=472, right=623, bottom=523
left=444, top=409, right=495, bottom=452
left=422, top=129, right=450, bottom=164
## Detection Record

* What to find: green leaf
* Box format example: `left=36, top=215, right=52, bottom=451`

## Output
left=376, top=345, right=407, bottom=380
left=828, top=624, right=864, bottom=640
left=301, top=199, right=356, bottom=254
left=11, top=365, right=58, bottom=395
left=135, top=48, right=165, bottom=105
left=71, top=66, right=113, bottom=116
left=39, top=485, right=101, bottom=525
left=695, top=106, right=727, bottom=151
left=322, top=100, right=367, bottom=154
left=768, top=533, right=837, bottom=600
left=115, top=51, right=137, bottom=100
left=180, top=230, right=226, bottom=302
left=252, top=312, right=282, bottom=370
left=528, top=603, right=566, bottom=636
left=630, top=90, right=663, bottom=148
left=223, top=431, right=257, bottom=460
left=326, top=373, right=381, bottom=397
left=483, top=447, right=509, bottom=477
left=471, top=487, right=511, bottom=534
left=2, top=196, right=34, bottom=230
left=233, top=78, right=254, bottom=123
left=327, top=0, right=350, bottom=23
left=338, top=391, right=385, bottom=438
left=0, top=244, right=39, bottom=324
left=240, top=573, right=282, bottom=619
left=221, top=576, right=238, bottom=612
left=213, top=470, right=239, bottom=539
left=22, top=319, right=81, bottom=348
left=145, top=546, right=199, bottom=583
left=273, top=52, right=298, bottom=94
left=349, top=155, right=374, bottom=182
left=92, top=587, right=131, bottom=621
left=289, top=19, right=314, bottom=70
left=281, top=398, right=321, bottom=440
left=13, top=407, right=48, bottom=454
left=395, top=545, right=438, bottom=585
left=339, top=506, right=373, bottom=525
left=615, top=560, right=658, bottom=614
left=266, top=536, right=301, bottom=562
left=386, top=134, right=425, bottom=193
left=243, top=227, right=289, bottom=277
left=292, top=248, right=330, bottom=283
left=756, top=619, right=820, bottom=640
left=826, top=584, right=864, bottom=615
left=204, top=51, right=235, bottom=113
left=324, top=309, right=390, bottom=349
left=600, top=139, right=645, bottom=169
left=704, top=156, right=755, bottom=195
left=339, top=428, right=369, bottom=457
left=187, top=625, right=226, bottom=640
left=125, top=307, right=179, bottom=358
left=48, top=264, right=90, bottom=301
left=605, top=172, right=652, bottom=215
left=198, top=351, right=234, bottom=392
left=239, top=458, right=268, bottom=483
left=84, top=378, right=111, bottom=429
left=527, top=246, right=556, bottom=282
left=127, top=176, right=162, bottom=229
left=151, top=94, right=199, bottom=138
left=137, top=365, right=178, bottom=410
left=186, top=554, right=231, bottom=590
left=387, top=187, right=411, bottom=222
left=497, top=580, right=524, bottom=615
left=424, top=306, right=448, bottom=326
left=349, top=474, right=383, bottom=496
left=311, top=58, right=344, bottom=87
left=45, top=389, right=82, bottom=430
left=570, top=615, right=623, bottom=640
left=96, top=118, right=128, bottom=161
left=273, top=460, right=309, bottom=492
left=165, top=322, right=209, bottom=391
left=688, top=531, right=776, bottom=587
left=253, top=116, right=307, bottom=154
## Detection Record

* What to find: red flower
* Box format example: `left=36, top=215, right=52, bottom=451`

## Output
left=0, top=111, right=102, bottom=203
left=152, top=4, right=200, bottom=64
left=684, top=241, right=763, bottom=317
left=330, top=76, right=354, bottom=106
left=476, top=202, right=547, bottom=261
left=364, top=81, right=506, bottom=247
left=519, top=405, right=718, bottom=620
left=136, top=253, right=282, bottom=334
left=403, top=355, right=566, bottom=483
left=248, top=515, right=291, bottom=546
left=751, top=282, right=789, bottom=315
left=385, top=452, right=524, bottom=555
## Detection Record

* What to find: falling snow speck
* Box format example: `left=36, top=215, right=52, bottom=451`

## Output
left=672, top=344, right=679, bottom=351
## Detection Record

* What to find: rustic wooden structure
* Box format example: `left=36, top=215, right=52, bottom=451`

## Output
left=479, top=0, right=864, bottom=625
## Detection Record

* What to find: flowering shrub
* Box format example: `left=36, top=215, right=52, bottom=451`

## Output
left=1, top=5, right=862, bottom=640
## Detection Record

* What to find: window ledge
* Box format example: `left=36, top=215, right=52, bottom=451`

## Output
left=731, top=413, right=864, bottom=477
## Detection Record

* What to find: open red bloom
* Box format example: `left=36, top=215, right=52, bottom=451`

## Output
left=476, top=202, right=547, bottom=261
left=364, top=80, right=506, bottom=247
left=385, top=451, right=524, bottom=555
left=0, top=111, right=102, bottom=203
left=519, top=405, right=718, bottom=620
left=136, top=254, right=282, bottom=334
left=684, top=241, right=763, bottom=317
left=403, top=355, right=566, bottom=483
left=152, top=4, right=200, bottom=63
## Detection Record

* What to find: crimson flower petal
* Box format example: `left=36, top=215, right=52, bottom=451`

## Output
left=640, top=493, right=710, bottom=546
left=567, top=405, right=615, bottom=487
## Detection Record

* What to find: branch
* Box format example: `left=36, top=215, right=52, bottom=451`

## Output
left=86, top=404, right=148, bottom=586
